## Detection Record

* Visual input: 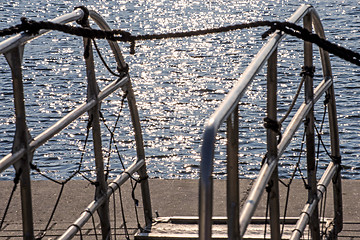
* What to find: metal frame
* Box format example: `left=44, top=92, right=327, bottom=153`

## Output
left=0, top=8, right=152, bottom=240
left=199, top=4, right=342, bottom=240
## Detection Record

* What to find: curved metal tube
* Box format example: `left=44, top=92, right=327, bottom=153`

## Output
left=199, top=4, right=339, bottom=239
left=0, top=7, right=152, bottom=239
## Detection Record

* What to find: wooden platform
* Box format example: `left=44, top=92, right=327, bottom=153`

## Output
left=0, top=179, right=359, bottom=239
left=134, top=216, right=314, bottom=239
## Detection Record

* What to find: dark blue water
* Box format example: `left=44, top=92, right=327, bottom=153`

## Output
left=0, top=0, right=359, bottom=180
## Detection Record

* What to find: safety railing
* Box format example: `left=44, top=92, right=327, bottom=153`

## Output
left=0, top=8, right=152, bottom=239
left=199, top=4, right=342, bottom=240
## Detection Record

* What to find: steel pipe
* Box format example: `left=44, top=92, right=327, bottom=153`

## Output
left=239, top=157, right=277, bottom=236
left=290, top=162, right=339, bottom=240
left=199, top=6, right=314, bottom=239
left=267, top=48, right=281, bottom=240
left=239, top=76, right=332, bottom=238
left=226, top=107, right=240, bottom=240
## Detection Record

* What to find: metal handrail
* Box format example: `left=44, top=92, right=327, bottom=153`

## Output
left=199, top=4, right=342, bottom=239
left=0, top=8, right=152, bottom=239
left=0, top=76, right=129, bottom=173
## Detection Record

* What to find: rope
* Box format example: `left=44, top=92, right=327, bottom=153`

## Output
left=0, top=170, right=21, bottom=230
left=24, top=116, right=103, bottom=238
left=92, top=39, right=128, bottom=78
left=1, top=16, right=360, bottom=66
left=113, top=182, right=130, bottom=240
left=315, top=94, right=328, bottom=173
left=99, top=91, right=145, bottom=232
left=35, top=183, right=65, bottom=240
left=300, top=66, right=315, bottom=78
left=70, top=224, right=83, bottom=240
left=74, top=6, right=90, bottom=27
left=263, top=117, right=282, bottom=143
left=84, top=209, right=99, bottom=240
left=279, top=66, right=311, bottom=125
left=99, top=91, right=128, bottom=180
left=99, top=94, right=145, bottom=232
left=277, top=126, right=310, bottom=236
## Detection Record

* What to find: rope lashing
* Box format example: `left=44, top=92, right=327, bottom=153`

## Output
left=324, top=92, right=330, bottom=105
left=300, top=65, right=315, bottom=78
left=317, top=183, right=327, bottom=199
left=70, top=223, right=83, bottom=240
left=331, top=155, right=342, bottom=165
left=74, top=6, right=90, bottom=27
left=263, top=117, right=282, bottom=143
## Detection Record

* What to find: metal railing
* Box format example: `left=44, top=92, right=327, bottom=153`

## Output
left=0, top=8, right=152, bottom=239
left=199, top=4, right=342, bottom=240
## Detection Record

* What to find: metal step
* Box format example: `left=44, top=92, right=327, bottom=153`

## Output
left=134, top=216, right=320, bottom=240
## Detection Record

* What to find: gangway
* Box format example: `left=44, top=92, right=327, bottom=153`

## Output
left=0, top=4, right=346, bottom=240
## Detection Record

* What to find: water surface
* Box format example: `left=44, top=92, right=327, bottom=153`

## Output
left=0, top=0, right=359, bottom=180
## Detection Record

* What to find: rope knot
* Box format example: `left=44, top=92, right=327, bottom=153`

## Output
left=13, top=168, right=22, bottom=185
left=300, top=65, right=315, bottom=78
left=21, top=17, right=40, bottom=35
left=117, top=63, right=129, bottom=75
left=74, top=6, right=90, bottom=27
left=331, top=155, right=341, bottom=165
left=324, top=92, right=330, bottom=105
left=263, top=117, right=282, bottom=143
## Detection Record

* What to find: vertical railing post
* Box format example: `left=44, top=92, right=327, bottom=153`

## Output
left=82, top=26, right=111, bottom=239
left=326, top=73, right=343, bottom=236
left=304, top=13, right=321, bottom=240
left=226, top=106, right=240, bottom=240
left=266, top=48, right=281, bottom=240
left=4, top=46, right=35, bottom=240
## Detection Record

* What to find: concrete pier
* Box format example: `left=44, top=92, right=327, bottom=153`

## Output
left=0, top=179, right=359, bottom=239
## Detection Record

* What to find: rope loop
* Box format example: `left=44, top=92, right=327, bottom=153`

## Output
left=331, top=155, right=342, bottom=165
left=324, top=92, right=331, bottom=105
left=117, top=63, right=129, bottom=75
left=70, top=223, right=83, bottom=239
left=74, top=6, right=90, bottom=27
left=317, top=183, right=327, bottom=199
left=263, top=117, right=282, bottom=143
left=265, top=180, right=273, bottom=193
left=13, top=168, right=22, bottom=185
left=300, top=65, right=315, bottom=78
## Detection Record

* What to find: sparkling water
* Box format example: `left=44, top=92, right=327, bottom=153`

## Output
left=0, top=0, right=359, bottom=180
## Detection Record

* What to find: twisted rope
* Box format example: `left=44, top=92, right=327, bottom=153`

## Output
left=1, top=17, right=360, bottom=66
